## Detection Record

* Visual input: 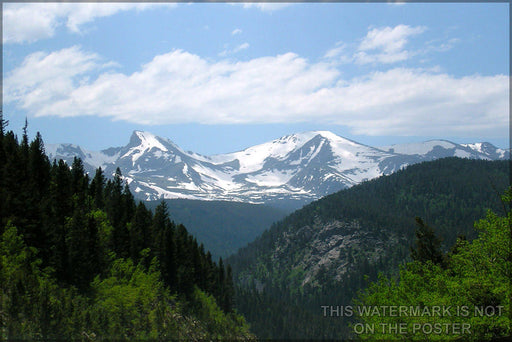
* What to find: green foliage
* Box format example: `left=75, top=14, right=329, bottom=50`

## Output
left=88, top=257, right=174, bottom=339
left=0, top=124, right=251, bottom=339
left=356, top=188, right=512, bottom=340
left=0, top=223, right=75, bottom=339
left=229, top=157, right=509, bottom=339
left=191, top=286, right=254, bottom=340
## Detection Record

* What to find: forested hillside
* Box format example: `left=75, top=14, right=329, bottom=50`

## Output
left=0, top=116, right=253, bottom=340
left=357, top=188, right=511, bottom=340
left=228, top=157, right=510, bottom=339
left=145, top=199, right=286, bottom=259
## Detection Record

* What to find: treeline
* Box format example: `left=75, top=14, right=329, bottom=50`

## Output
left=0, top=116, right=252, bottom=339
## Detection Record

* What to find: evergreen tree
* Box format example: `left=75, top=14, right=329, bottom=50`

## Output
left=410, top=216, right=445, bottom=266
left=0, top=127, right=242, bottom=338
left=89, top=167, right=105, bottom=209
left=28, top=132, right=51, bottom=198
left=121, top=183, right=136, bottom=226
left=66, top=206, right=100, bottom=289
left=223, top=264, right=235, bottom=312
left=129, top=202, right=153, bottom=263
left=44, top=160, right=73, bottom=281
left=217, top=258, right=225, bottom=307
left=105, top=168, right=129, bottom=258
left=176, top=224, right=194, bottom=297
left=71, top=157, right=88, bottom=200
left=152, top=201, right=178, bottom=290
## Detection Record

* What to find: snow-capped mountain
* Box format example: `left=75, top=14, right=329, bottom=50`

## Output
left=46, top=131, right=509, bottom=207
left=379, top=140, right=510, bottom=161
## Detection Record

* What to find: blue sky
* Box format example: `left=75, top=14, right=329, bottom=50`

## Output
left=3, top=2, right=509, bottom=154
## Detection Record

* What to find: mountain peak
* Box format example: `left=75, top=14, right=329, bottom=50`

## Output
left=124, top=130, right=171, bottom=163
left=312, top=130, right=364, bottom=146
left=129, top=130, right=170, bottom=149
left=45, top=130, right=509, bottom=206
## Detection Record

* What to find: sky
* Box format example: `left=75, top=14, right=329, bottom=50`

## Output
left=2, top=2, right=510, bottom=155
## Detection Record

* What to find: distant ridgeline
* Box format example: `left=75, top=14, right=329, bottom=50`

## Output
left=46, top=130, right=510, bottom=210
left=227, top=157, right=510, bottom=340
left=144, top=199, right=286, bottom=260
left=0, top=118, right=253, bottom=339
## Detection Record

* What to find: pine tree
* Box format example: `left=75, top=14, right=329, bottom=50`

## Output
left=216, top=258, right=225, bottom=307
left=121, top=183, right=136, bottom=226
left=89, top=167, right=106, bottom=209
left=28, top=132, right=51, bottom=197
left=23, top=132, right=52, bottom=260
left=105, top=168, right=129, bottom=258
left=129, top=202, right=153, bottom=263
left=71, top=157, right=88, bottom=197
left=223, top=264, right=235, bottom=312
left=65, top=206, right=100, bottom=289
left=152, top=201, right=178, bottom=290
left=176, top=224, right=195, bottom=297
left=410, top=217, right=445, bottom=267
left=44, top=159, right=73, bottom=281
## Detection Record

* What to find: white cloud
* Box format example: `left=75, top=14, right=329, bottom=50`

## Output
left=355, top=25, right=426, bottom=64
left=324, top=42, right=355, bottom=65
left=219, top=42, right=250, bottom=57
left=233, top=42, right=250, bottom=53
left=324, top=25, right=431, bottom=66
left=3, top=3, right=176, bottom=44
left=4, top=46, right=113, bottom=109
left=232, top=28, right=242, bottom=35
left=424, top=38, right=460, bottom=53
left=239, top=3, right=292, bottom=12
left=5, top=47, right=509, bottom=139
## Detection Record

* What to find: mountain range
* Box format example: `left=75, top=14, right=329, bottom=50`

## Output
left=46, top=130, right=509, bottom=208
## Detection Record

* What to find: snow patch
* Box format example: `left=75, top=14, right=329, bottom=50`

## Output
left=122, top=131, right=169, bottom=164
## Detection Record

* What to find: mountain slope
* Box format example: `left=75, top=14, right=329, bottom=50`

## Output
left=227, top=158, right=510, bottom=339
left=46, top=131, right=509, bottom=208
left=144, top=199, right=286, bottom=260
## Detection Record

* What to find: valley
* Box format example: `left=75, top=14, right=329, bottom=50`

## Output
left=3, top=2, right=508, bottom=340
left=2, top=123, right=510, bottom=340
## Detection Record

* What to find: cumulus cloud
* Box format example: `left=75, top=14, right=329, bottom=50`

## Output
left=324, top=25, right=428, bottom=66
left=3, top=3, right=176, bottom=44
left=4, top=46, right=114, bottom=109
left=5, top=46, right=508, bottom=139
left=232, top=28, right=242, bottom=35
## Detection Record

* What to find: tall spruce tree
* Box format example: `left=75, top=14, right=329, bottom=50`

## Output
left=129, top=202, right=153, bottom=263
left=89, top=167, right=106, bottom=209
left=105, top=168, right=129, bottom=258
left=410, top=217, right=445, bottom=266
